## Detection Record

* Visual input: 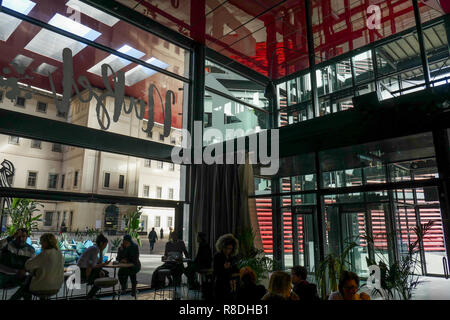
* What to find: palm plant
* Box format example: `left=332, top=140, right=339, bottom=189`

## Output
left=124, top=207, right=142, bottom=246
left=0, top=198, right=43, bottom=236
left=236, top=227, right=278, bottom=282
left=363, top=220, right=435, bottom=300
left=315, top=241, right=357, bottom=299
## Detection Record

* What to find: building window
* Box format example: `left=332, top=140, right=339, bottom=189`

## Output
left=169, top=163, right=175, bottom=171
left=159, top=133, right=164, bottom=142
left=47, top=173, right=58, bottom=189
left=8, top=136, right=19, bottom=145
left=144, top=159, right=151, bottom=167
left=15, top=96, right=25, bottom=107
left=118, top=175, right=125, bottom=189
left=0, top=90, right=3, bottom=102
left=170, top=136, right=176, bottom=144
left=57, top=110, right=66, bottom=118
left=104, top=172, right=110, bottom=188
left=156, top=186, right=162, bottom=198
left=147, top=131, right=153, bottom=139
left=157, top=161, right=164, bottom=169
left=36, top=101, right=47, bottom=113
left=164, top=41, right=169, bottom=49
left=155, top=216, right=161, bottom=227
left=73, top=170, right=79, bottom=188
left=167, top=216, right=173, bottom=228
left=27, top=172, right=37, bottom=187
left=143, top=185, right=150, bottom=197
left=52, top=143, right=62, bottom=152
left=175, top=46, right=180, bottom=55
left=44, top=212, right=53, bottom=227
left=31, top=140, right=41, bottom=149
left=61, top=174, right=65, bottom=189
left=168, top=188, right=174, bottom=200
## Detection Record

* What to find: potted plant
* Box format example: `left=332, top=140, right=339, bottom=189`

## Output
left=124, top=207, right=143, bottom=246
left=0, top=198, right=43, bottom=236
left=363, top=221, right=435, bottom=300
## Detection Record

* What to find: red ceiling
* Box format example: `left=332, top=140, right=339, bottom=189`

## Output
left=116, top=0, right=448, bottom=79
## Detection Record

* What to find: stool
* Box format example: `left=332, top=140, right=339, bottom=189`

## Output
left=1, top=284, right=18, bottom=300
left=153, top=269, right=176, bottom=300
left=31, top=289, right=60, bottom=300
left=93, top=277, right=119, bottom=300
left=197, top=269, right=213, bottom=300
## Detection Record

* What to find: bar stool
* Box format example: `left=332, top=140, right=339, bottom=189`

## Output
left=153, top=269, right=174, bottom=300
left=93, top=277, right=119, bottom=300
left=1, top=284, right=18, bottom=300
left=197, top=269, right=213, bottom=300
left=31, top=289, right=60, bottom=300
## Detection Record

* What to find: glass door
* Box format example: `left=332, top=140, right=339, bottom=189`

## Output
left=292, top=205, right=318, bottom=274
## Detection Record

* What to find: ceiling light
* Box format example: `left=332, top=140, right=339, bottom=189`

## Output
left=24, top=14, right=101, bottom=62
left=87, top=45, right=145, bottom=76
left=124, top=57, right=169, bottom=87
left=66, top=0, right=120, bottom=27
left=0, top=0, right=35, bottom=41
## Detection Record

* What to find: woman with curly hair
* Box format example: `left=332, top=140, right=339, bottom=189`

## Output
left=213, top=233, right=239, bottom=301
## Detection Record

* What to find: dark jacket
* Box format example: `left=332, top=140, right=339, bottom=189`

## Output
left=292, top=280, right=319, bottom=301
left=237, top=282, right=267, bottom=302
left=194, top=241, right=212, bottom=269
left=117, top=242, right=141, bottom=270
left=213, top=252, right=238, bottom=301
left=148, top=230, right=158, bottom=242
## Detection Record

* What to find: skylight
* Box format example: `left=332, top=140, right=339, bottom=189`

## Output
left=0, top=0, right=35, bottom=41
left=24, top=14, right=101, bottom=62
left=34, top=63, right=58, bottom=76
left=87, top=45, right=145, bottom=76
left=66, top=0, right=120, bottom=27
left=11, top=54, right=34, bottom=70
left=124, top=58, right=169, bottom=87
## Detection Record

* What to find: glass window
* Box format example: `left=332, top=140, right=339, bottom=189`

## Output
left=143, top=185, right=150, bottom=197
left=61, top=174, right=65, bottom=189
left=31, top=140, right=41, bottom=149
left=144, top=159, right=151, bottom=167
left=168, top=188, right=174, bottom=200
left=104, top=172, right=110, bottom=188
left=16, top=97, right=26, bottom=107
left=0, top=90, right=3, bottom=102
left=36, top=101, right=47, bottom=113
left=74, top=170, right=79, bottom=187
left=352, top=51, right=374, bottom=83
left=155, top=216, right=161, bottom=228
left=27, top=171, right=37, bottom=187
left=169, top=163, right=175, bottom=171
left=118, top=175, right=125, bottom=189
left=167, top=216, right=173, bottom=227
left=47, top=173, right=58, bottom=189
left=52, top=144, right=62, bottom=152
left=157, top=161, right=164, bottom=169
left=156, top=186, right=162, bottom=198
left=159, top=134, right=164, bottom=142
left=8, top=136, right=19, bottom=145
left=44, top=212, right=53, bottom=227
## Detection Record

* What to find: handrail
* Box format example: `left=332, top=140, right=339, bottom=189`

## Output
left=443, top=256, right=449, bottom=279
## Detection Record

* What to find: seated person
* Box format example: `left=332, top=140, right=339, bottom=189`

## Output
left=291, top=265, right=319, bottom=301
left=0, top=228, right=35, bottom=300
left=213, top=234, right=239, bottom=302
left=328, top=271, right=370, bottom=300
left=185, top=232, right=212, bottom=289
left=151, top=231, right=189, bottom=289
left=77, top=234, right=111, bottom=299
left=117, top=235, right=141, bottom=297
left=236, top=266, right=266, bottom=302
left=261, top=271, right=299, bottom=301
left=24, top=233, right=64, bottom=296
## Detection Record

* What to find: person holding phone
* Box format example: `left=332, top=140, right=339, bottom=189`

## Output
left=77, top=234, right=111, bottom=299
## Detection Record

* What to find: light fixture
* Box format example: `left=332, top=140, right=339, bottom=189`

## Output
left=87, top=44, right=145, bottom=76
left=24, top=14, right=101, bottom=62
left=124, top=57, right=169, bottom=86
left=0, top=0, right=36, bottom=41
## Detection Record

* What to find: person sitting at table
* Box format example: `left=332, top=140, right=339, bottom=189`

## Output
left=0, top=228, right=35, bottom=300
left=23, top=233, right=64, bottom=297
left=328, top=271, right=371, bottom=300
left=213, top=233, right=239, bottom=302
left=77, top=234, right=111, bottom=299
left=236, top=266, right=266, bottom=302
left=262, top=271, right=299, bottom=301
left=185, top=232, right=212, bottom=289
left=291, top=265, right=319, bottom=301
left=151, top=231, right=189, bottom=289
left=117, top=235, right=141, bottom=297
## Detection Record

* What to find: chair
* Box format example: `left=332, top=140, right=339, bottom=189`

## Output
left=31, top=289, right=60, bottom=300
left=1, top=284, right=18, bottom=300
left=197, top=269, right=214, bottom=300
left=153, top=269, right=176, bottom=300
left=93, top=277, right=119, bottom=300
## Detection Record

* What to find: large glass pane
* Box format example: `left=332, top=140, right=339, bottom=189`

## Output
left=353, top=51, right=374, bottom=84
left=282, top=208, right=293, bottom=268
left=255, top=197, right=273, bottom=254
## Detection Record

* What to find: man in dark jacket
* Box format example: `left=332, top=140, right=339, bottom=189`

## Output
left=185, top=232, right=212, bottom=289
left=117, top=235, right=141, bottom=297
left=291, top=265, right=319, bottom=301
left=148, top=228, right=158, bottom=253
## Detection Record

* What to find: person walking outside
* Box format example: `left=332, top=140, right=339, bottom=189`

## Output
left=160, top=228, right=164, bottom=239
left=148, top=228, right=158, bottom=253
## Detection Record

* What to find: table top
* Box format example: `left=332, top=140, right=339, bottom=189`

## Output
left=103, top=261, right=134, bottom=268
left=161, top=256, right=192, bottom=263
